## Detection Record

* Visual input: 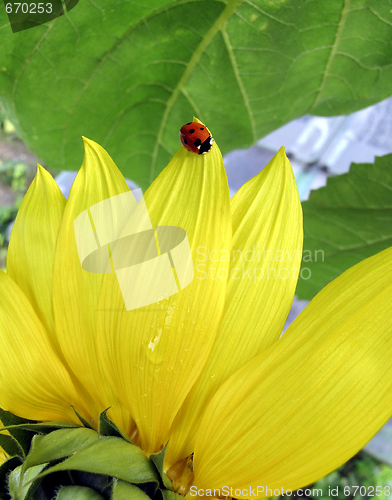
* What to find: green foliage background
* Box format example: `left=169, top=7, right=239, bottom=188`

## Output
left=297, top=154, right=392, bottom=299
left=1, top=0, right=392, bottom=189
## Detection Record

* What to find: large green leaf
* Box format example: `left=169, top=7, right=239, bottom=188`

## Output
left=1, top=1, right=392, bottom=189
left=296, top=154, right=392, bottom=300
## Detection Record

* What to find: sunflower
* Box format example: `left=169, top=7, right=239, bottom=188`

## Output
left=1, top=125, right=392, bottom=498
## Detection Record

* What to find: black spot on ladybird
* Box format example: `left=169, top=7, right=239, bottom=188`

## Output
left=200, top=127, right=204, bottom=130
left=186, top=122, right=192, bottom=125
left=184, top=138, right=188, bottom=144
left=189, top=129, right=195, bottom=134
left=194, top=138, right=202, bottom=147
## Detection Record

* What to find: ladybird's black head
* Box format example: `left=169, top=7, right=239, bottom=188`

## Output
left=199, top=136, right=213, bottom=154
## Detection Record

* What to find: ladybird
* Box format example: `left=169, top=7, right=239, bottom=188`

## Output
left=179, top=122, right=213, bottom=155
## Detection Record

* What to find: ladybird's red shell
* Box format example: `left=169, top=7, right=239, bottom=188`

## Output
left=179, top=121, right=213, bottom=155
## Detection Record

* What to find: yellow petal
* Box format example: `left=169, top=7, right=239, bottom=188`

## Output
left=166, top=148, right=302, bottom=466
left=7, top=165, right=66, bottom=343
left=0, top=448, right=6, bottom=466
left=97, top=136, right=232, bottom=454
left=193, top=246, right=392, bottom=496
left=0, top=271, right=81, bottom=423
left=53, top=138, right=133, bottom=431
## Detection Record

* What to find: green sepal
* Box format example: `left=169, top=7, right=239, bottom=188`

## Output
left=23, top=428, right=99, bottom=473
left=0, top=433, right=24, bottom=459
left=1, top=422, right=81, bottom=435
left=8, top=463, right=47, bottom=500
left=72, top=407, right=94, bottom=430
left=161, top=490, right=184, bottom=500
left=56, top=486, right=105, bottom=500
left=67, top=470, right=113, bottom=497
left=0, top=409, right=37, bottom=427
left=150, top=443, right=172, bottom=490
left=0, top=457, right=23, bottom=500
left=32, top=437, right=159, bottom=486
left=0, top=409, right=36, bottom=456
left=112, top=480, right=153, bottom=500
left=98, top=409, right=132, bottom=442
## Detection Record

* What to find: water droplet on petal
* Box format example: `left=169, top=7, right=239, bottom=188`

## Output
left=148, top=328, right=162, bottom=351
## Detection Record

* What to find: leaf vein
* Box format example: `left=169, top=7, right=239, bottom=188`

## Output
left=221, top=28, right=256, bottom=143
left=311, top=0, right=351, bottom=110
left=149, top=0, right=244, bottom=184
